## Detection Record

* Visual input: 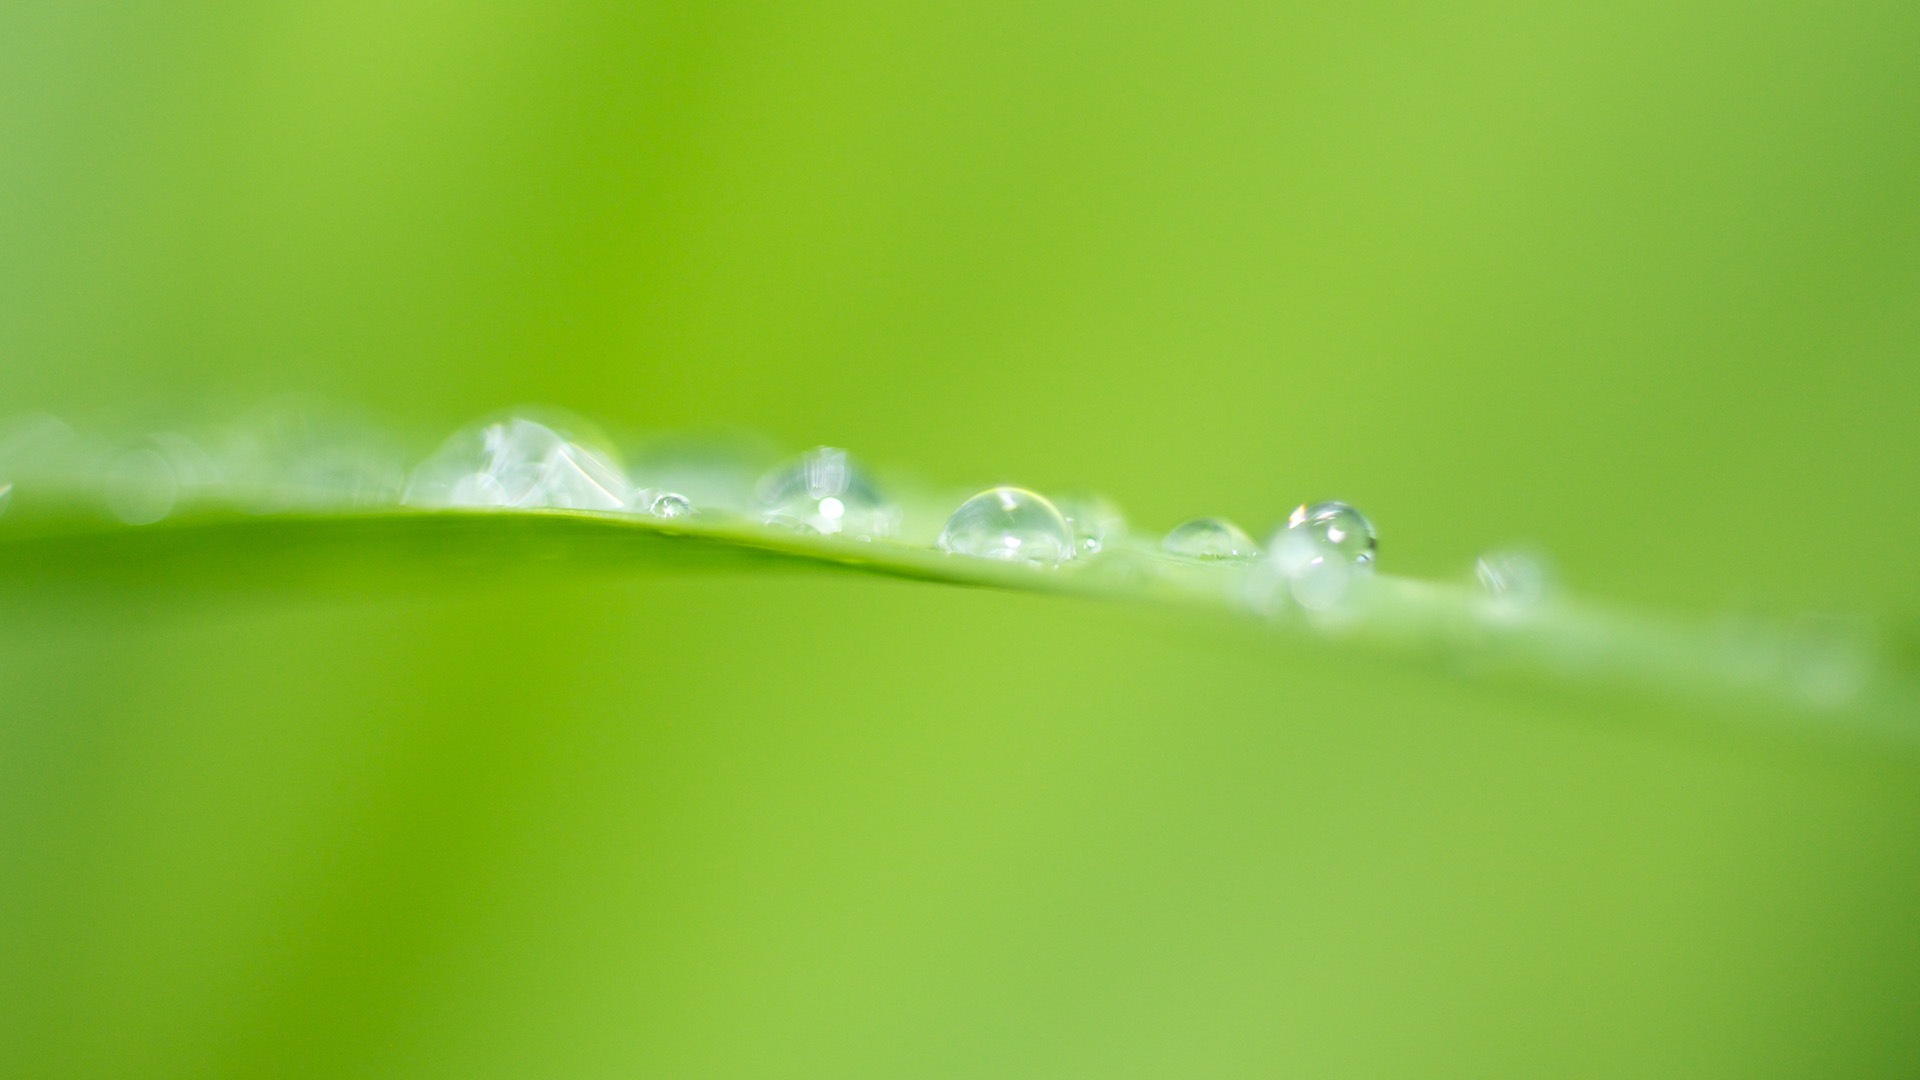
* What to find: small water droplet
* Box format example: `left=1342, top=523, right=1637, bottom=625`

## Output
left=1161, top=517, right=1260, bottom=560
left=757, top=447, right=897, bottom=539
left=648, top=492, right=693, bottom=519
left=1473, top=549, right=1551, bottom=608
left=1057, top=493, right=1127, bottom=557
left=0, top=481, right=12, bottom=518
left=939, top=486, right=1075, bottom=567
left=1281, top=500, right=1376, bottom=569
left=406, top=414, right=631, bottom=511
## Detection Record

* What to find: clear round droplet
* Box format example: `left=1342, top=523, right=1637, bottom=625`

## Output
left=648, top=492, right=693, bottom=519
left=1265, top=501, right=1382, bottom=611
left=939, top=486, right=1075, bottom=567
left=757, top=447, right=897, bottom=539
left=1282, top=500, right=1377, bottom=569
left=1161, top=517, right=1260, bottom=560
left=1057, top=492, right=1127, bottom=557
left=406, top=414, right=632, bottom=512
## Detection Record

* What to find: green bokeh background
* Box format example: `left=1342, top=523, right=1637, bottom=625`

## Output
left=3, top=3, right=1918, bottom=1076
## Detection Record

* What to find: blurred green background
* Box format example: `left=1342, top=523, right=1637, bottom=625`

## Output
left=3, top=3, right=1918, bottom=1076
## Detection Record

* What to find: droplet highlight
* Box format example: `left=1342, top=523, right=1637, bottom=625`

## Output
left=757, top=447, right=897, bottom=539
left=939, top=486, right=1075, bottom=567
left=1162, top=517, right=1260, bottom=560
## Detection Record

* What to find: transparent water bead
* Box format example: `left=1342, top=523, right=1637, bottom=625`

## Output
left=757, top=447, right=897, bottom=539
left=939, top=486, right=1075, bottom=567
left=1282, top=500, right=1377, bottom=569
left=1057, top=492, right=1127, bottom=557
left=1162, top=517, right=1259, bottom=560
left=406, top=415, right=631, bottom=511
left=1261, top=501, right=1377, bottom=612
left=648, top=492, right=693, bottom=519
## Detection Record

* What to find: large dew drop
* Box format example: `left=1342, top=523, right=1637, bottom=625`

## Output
left=405, top=415, right=631, bottom=511
left=757, top=447, right=897, bottom=539
left=1263, top=500, right=1377, bottom=610
left=1282, top=500, right=1376, bottom=568
left=939, top=486, right=1075, bottom=567
left=1162, top=517, right=1259, bottom=560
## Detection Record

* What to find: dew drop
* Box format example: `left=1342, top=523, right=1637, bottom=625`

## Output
left=1263, top=502, right=1377, bottom=611
left=406, top=414, right=631, bottom=511
left=1161, top=517, right=1260, bottom=560
left=1282, top=500, right=1377, bottom=569
left=757, top=447, right=897, bottom=539
left=939, top=486, right=1075, bottom=567
left=648, top=492, right=693, bottom=519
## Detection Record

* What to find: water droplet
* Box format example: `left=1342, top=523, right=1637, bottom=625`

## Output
left=939, top=486, right=1075, bottom=566
left=105, top=447, right=181, bottom=525
left=1252, top=501, right=1378, bottom=612
left=757, top=447, right=897, bottom=539
left=1057, top=492, right=1127, bottom=557
left=1161, top=517, right=1260, bottom=560
left=1282, top=500, right=1376, bottom=569
left=0, top=481, right=12, bottom=519
left=406, top=414, right=631, bottom=511
left=1473, top=549, right=1551, bottom=608
left=648, top=492, right=693, bottom=519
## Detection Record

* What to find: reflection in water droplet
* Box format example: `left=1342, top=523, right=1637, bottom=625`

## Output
left=757, top=447, right=897, bottom=539
left=1057, top=493, right=1126, bottom=557
left=1473, top=549, right=1551, bottom=608
left=406, top=416, right=631, bottom=511
left=1283, top=500, right=1377, bottom=569
left=648, top=492, right=693, bottom=519
left=105, top=447, right=181, bottom=525
left=939, top=486, right=1075, bottom=567
left=1162, top=517, right=1259, bottom=560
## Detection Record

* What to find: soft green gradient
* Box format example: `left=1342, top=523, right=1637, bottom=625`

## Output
left=2, top=3, right=1918, bottom=1077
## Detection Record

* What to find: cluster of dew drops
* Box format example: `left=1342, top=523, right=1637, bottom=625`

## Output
left=400, top=413, right=1401, bottom=614
left=4, top=408, right=1888, bottom=709
left=0, top=408, right=1548, bottom=616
